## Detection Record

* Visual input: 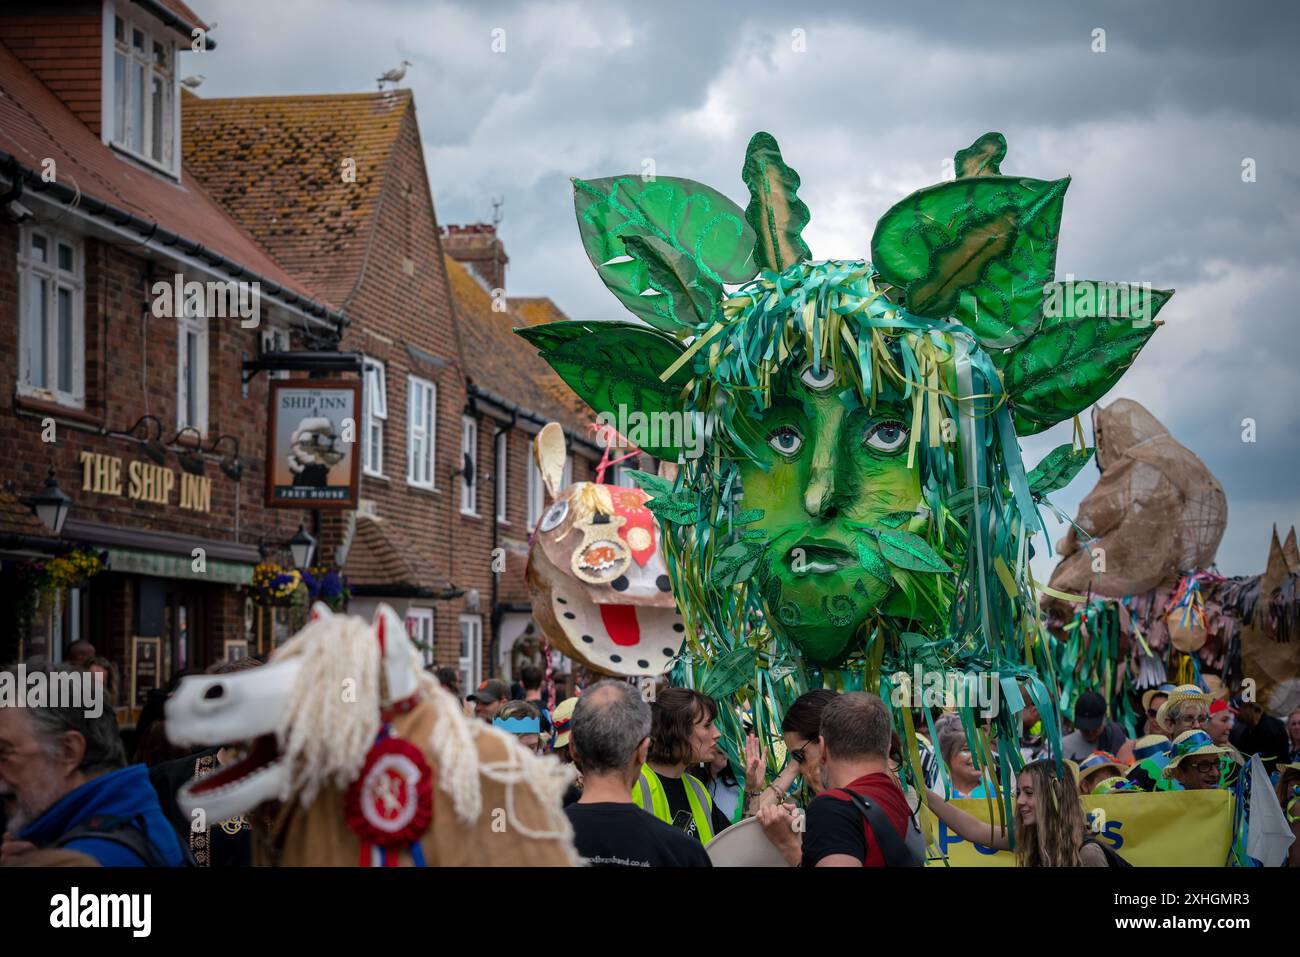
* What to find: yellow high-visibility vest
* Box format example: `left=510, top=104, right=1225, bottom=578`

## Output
left=631, top=764, right=714, bottom=844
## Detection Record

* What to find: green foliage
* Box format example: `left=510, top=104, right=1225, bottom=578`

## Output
left=954, top=132, right=1007, bottom=178
left=870, top=172, right=1069, bottom=351
left=1027, top=444, right=1095, bottom=498
left=515, top=320, right=692, bottom=459
left=1004, top=287, right=1171, bottom=434
left=742, top=131, right=812, bottom=272
left=572, top=174, right=758, bottom=331
left=621, top=234, right=722, bottom=327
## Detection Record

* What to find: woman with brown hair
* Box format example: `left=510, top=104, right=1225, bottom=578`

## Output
left=924, top=759, right=1114, bottom=866
left=631, top=687, right=732, bottom=843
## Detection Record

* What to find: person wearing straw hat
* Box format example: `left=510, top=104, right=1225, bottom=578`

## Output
left=1155, top=684, right=1212, bottom=738
left=551, top=696, right=582, bottom=806
left=1162, top=730, right=1239, bottom=791
left=1077, top=751, right=1127, bottom=795
left=1141, top=683, right=1178, bottom=736
left=1125, top=735, right=1175, bottom=792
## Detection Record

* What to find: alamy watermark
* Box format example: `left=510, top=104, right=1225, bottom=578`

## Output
left=0, top=665, right=104, bottom=718
left=151, top=273, right=260, bottom=328
left=1042, top=275, right=1155, bottom=326
left=890, top=665, right=1000, bottom=719
left=594, top=407, right=703, bottom=459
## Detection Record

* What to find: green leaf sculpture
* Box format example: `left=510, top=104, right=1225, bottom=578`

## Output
left=1004, top=286, right=1172, bottom=434
left=620, top=234, right=722, bottom=328
left=572, top=175, right=758, bottom=331
left=742, top=131, right=812, bottom=272
left=515, top=320, right=692, bottom=458
left=870, top=170, right=1069, bottom=350
left=954, top=131, right=1007, bottom=178
left=701, top=646, right=758, bottom=700
left=1027, top=444, right=1096, bottom=498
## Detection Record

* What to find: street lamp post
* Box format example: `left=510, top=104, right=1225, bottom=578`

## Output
left=28, top=466, right=72, bottom=535
left=289, top=523, right=316, bottom=569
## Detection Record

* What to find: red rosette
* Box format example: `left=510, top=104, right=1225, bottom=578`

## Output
left=344, top=735, right=433, bottom=850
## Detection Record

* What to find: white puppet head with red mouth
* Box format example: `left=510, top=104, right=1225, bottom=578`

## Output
left=525, top=424, right=685, bottom=677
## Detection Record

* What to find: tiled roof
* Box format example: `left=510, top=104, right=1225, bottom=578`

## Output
left=344, top=516, right=426, bottom=590
left=0, top=43, right=326, bottom=310
left=156, top=0, right=209, bottom=31
left=182, top=90, right=411, bottom=308
left=509, top=296, right=568, bottom=327
left=445, top=257, right=594, bottom=438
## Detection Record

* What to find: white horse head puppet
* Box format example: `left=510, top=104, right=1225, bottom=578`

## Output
left=166, top=603, right=576, bottom=866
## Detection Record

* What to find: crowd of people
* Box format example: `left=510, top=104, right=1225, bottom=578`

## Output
left=2, top=642, right=1299, bottom=868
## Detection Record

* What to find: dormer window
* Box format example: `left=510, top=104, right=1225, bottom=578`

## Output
left=110, top=12, right=177, bottom=172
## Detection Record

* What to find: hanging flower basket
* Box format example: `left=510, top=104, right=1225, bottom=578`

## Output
left=251, top=563, right=304, bottom=607
left=300, top=566, right=350, bottom=613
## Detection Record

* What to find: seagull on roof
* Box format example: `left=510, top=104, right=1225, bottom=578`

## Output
left=180, top=75, right=205, bottom=90
left=377, top=60, right=413, bottom=90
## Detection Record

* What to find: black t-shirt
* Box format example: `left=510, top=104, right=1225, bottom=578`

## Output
left=565, top=802, right=713, bottom=867
left=149, top=747, right=253, bottom=867
left=654, top=773, right=732, bottom=841
left=800, top=773, right=912, bottom=867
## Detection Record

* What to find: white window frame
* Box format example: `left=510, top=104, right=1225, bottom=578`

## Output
left=459, top=415, right=478, bottom=516
left=176, top=285, right=209, bottom=435
left=363, top=358, right=387, bottom=477
left=526, top=449, right=544, bottom=530
left=405, top=607, right=435, bottom=668
left=495, top=430, right=508, bottom=523
left=17, top=227, right=85, bottom=408
left=613, top=464, right=637, bottom=489
left=406, top=376, right=436, bottom=489
left=458, top=614, right=483, bottom=695
left=107, top=6, right=179, bottom=175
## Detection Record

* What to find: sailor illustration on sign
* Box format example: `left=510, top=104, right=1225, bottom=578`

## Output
left=287, top=416, right=345, bottom=487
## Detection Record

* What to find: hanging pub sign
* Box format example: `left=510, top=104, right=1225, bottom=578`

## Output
left=266, top=379, right=361, bottom=508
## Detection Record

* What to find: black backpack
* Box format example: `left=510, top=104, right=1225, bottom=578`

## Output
left=49, top=813, right=195, bottom=867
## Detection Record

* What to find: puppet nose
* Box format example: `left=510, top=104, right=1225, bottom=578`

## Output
left=804, top=458, right=836, bottom=517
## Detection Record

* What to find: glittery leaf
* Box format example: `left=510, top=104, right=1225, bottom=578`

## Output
left=621, top=234, right=722, bottom=327
left=1004, top=287, right=1171, bottom=434
left=516, top=320, right=692, bottom=458
left=573, top=175, right=758, bottom=331
left=710, top=539, right=765, bottom=589
left=856, top=539, right=894, bottom=585
left=870, top=167, right=1069, bottom=351
left=1027, top=444, right=1095, bottom=497
left=877, top=528, right=952, bottom=574
left=954, top=132, right=1007, bottom=178
left=742, top=131, right=812, bottom=272
left=701, top=646, right=757, bottom=700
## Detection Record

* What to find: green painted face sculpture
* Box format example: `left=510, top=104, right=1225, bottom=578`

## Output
left=737, top=368, right=920, bottom=663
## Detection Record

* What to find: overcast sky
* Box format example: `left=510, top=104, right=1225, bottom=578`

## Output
left=191, top=0, right=1300, bottom=584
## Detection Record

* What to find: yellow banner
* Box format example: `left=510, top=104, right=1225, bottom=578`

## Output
left=929, top=789, right=1233, bottom=867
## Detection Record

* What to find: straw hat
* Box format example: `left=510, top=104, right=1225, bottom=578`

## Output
left=551, top=696, right=579, bottom=748
left=1078, top=750, right=1126, bottom=780
left=1155, top=683, right=1211, bottom=729
left=1161, top=730, right=1231, bottom=779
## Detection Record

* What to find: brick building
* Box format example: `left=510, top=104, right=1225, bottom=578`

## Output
left=0, top=0, right=338, bottom=714
left=1, top=0, right=614, bottom=706
left=180, top=98, right=603, bottom=693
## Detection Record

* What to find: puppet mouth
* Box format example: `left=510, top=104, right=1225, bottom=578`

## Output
left=786, top=541, right=854, bottom=576
left=186, top=734, right=281, bottom=796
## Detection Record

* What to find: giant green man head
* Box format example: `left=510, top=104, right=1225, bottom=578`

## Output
left=520, top=132, right=1170, bottom=683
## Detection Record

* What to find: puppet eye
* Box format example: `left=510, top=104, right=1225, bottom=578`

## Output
left=800, top=364, right=837, bottom=391
left=864, top=420, right=909, bottom=454
left=767, top=425, right=803, bottom=456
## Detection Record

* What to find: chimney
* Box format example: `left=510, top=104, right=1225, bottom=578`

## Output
left=441, top=224, right=508, bottom=292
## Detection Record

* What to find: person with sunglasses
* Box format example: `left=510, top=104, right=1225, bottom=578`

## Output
left=746, top=689, right=837, bottom=816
